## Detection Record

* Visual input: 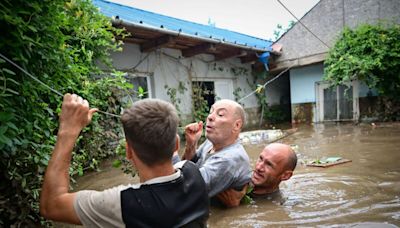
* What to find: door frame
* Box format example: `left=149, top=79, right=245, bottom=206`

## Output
left=315, top=80, right=359, bottom=122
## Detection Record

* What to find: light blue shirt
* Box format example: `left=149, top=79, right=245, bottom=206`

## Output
left=173, top=139, right=251, bottom=197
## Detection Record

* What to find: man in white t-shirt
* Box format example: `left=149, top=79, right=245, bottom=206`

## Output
left=40, top=94, right=208, bottom=227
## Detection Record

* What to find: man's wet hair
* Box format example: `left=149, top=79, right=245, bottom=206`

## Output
left=121, top=99, right=179, bottom=166
left=286, top=148, right=298, bottom=171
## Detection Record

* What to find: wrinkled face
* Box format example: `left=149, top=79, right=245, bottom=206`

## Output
left=252, top=147, right=288, bottom=189
left=205, top=101, right=239, bottom=145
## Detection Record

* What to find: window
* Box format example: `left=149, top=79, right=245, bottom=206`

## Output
left=124, top=73, right=152, bottom=103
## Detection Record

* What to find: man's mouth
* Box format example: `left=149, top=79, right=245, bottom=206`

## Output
left=253, top=170, right=264, bottom=180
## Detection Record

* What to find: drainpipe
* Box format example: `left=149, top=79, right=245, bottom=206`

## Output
left=112, top=18, right=280, bottom=55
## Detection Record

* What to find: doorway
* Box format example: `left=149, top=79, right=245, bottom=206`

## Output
left=315, top=81, right=359, bottom=122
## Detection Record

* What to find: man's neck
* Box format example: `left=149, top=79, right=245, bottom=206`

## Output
left=212, top=137, right=237, bottom=152
left=138, top=162, right=175, bottom=183
left=252, top=184, right=279, bottom=196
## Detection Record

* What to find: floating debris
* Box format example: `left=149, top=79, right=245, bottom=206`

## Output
left=239, top=128, right=297, bottom=145
left=307, top=157, right=352, bottom=168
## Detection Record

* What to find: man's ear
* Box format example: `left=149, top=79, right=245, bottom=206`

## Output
left=280, top=170, right=293, bottom=181
left=126, top=142, right=133, bottom=160
left=175, top=134, right=180, bottom=153
left=233, top=119, right=243, bottom=132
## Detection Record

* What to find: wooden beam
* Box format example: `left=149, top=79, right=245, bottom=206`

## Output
left=252, top=62, right=266, bottom=73
left=240, top=53, right=258, bottom=63
left=269, top=52, right=327, bottom=73
left=140, top=35, right=175, bottom=52
left=214, top=50, right=247, bottom=61
left=122, top=37, right=147, bottom=44
left=182, top=43, right=216, bottom=57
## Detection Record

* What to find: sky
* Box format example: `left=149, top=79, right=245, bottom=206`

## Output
left=108, top=0, right=320, bottom=40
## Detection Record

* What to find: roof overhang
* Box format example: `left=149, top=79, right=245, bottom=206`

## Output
left=113, top=18, right=280, bottom=64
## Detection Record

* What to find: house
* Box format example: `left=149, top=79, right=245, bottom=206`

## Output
left=93, top=0, right=278, bottom=127
left=267, top=0, right=400, bottom=123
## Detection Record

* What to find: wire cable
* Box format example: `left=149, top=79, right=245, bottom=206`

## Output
left=277, top=0, right=330, bottom=49
left=238, top=66, right=291, bottom=103
left=0, top=52, right=121, bottom=118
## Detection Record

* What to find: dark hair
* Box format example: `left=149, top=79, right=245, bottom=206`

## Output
left=121, top=99, right=179, bottom=166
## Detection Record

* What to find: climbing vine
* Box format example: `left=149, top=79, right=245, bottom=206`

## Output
left=164, top=81, right=187, bottom=119
left=248, top=70, right=289, bottom=126
left=0, top=0, right=130, bottom=226
left=192, top=82, right=212, bottom=123
left=324, top=22, right=400, bottom=100
left=324, top=22, right=400, bottom=120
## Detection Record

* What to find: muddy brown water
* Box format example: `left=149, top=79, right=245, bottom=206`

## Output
left=62, top=123, right=400, bottom=227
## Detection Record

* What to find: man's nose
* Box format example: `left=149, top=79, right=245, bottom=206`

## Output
left=207, top=113, right=214, bottom=121
left=255, top=162, right=263, bottom=171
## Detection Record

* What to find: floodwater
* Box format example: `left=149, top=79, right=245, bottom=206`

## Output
left=67, top=123, right=400, bottom=227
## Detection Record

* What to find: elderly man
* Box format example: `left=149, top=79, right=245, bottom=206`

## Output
left=173, top=99, right=252, bottom=198
left=218, top=143, right=297, bottom=206
left=40, top=94, right=209, bottom=227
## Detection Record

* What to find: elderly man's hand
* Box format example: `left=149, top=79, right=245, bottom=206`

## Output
left=184, top=121, right=203, bottom=145
left=182, top=122, right=203, bottom=160
left=217, top=184, right=248, bottom=208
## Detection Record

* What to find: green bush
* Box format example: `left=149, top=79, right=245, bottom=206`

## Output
left=262, top=106, right=286, bottom=124
left=0, top=0, right=130, bottom=225
left=324, top=22, right=400, bottom=100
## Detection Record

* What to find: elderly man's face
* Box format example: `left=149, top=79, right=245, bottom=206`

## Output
left=252, top=146, right=289, bottom=189
left=205, top=100, right=240, bottom=145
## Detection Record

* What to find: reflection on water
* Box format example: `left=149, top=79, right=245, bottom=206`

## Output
left=209, top=123, right=400, bottom=227
left=68, top=123, right=400, bottom=227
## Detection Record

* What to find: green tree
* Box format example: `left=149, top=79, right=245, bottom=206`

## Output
left=0, top=0, right=130, bottom=225
left=324, top=22, right=400, bottom=100
left=272, top=20, right=295, bottom=41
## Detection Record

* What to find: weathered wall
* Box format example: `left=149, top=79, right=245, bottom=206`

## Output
left=290, top=64, right=324, bottom=104
left=110, top=43, right=261, bottom=125
left=359, top=96, right=379, bottom=120
left=271, top=0, right=400, bottom=123
left=265, top=72, right=290, bottom=106
left=292, top=103, right=315, bottom=124
left=273, top=0, right=400, bottom=70
left=288, top=63, right=377, bottom=123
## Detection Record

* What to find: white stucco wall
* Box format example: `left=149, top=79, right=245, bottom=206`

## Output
left=110, top=43, right=259, bottom=118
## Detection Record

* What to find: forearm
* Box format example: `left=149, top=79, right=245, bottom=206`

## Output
left=40, top=131, right=79, bottom=214
left=182, top=142, right=197, bottom=160
left=40, top=93, right=95, bottom=223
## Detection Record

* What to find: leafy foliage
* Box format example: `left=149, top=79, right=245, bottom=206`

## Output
left=240, top=185, right=254, bottom=205
left=263, top=105, right=287, bottom=124
left=164, top=81, right=187, bottom=119
left=272, top=20, right=295, bottom=41
left=0, top=0, right=130, bottom=225
left=192, top=82, right=211, bottom=123
left=324, top=22, right=400, bottom=100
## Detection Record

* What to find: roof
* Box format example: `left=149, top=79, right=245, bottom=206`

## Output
left=93, top=0, right=274, bottom=63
